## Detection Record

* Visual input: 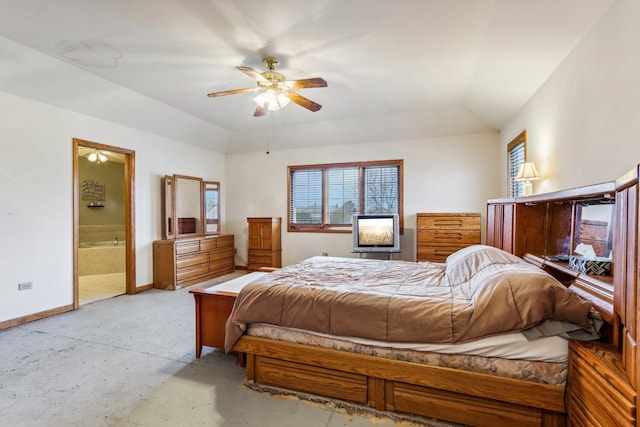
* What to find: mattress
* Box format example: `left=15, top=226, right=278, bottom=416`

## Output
left=246, top=323, right=569, bottom=386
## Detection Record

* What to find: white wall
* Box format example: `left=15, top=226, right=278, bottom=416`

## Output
left=226, top=132, right=500, bottom=266
left=0, top=16, right=504, bottom=324
left=0, top=90, right=227, bottom=323
left=501, top=0, right=640, bottom=194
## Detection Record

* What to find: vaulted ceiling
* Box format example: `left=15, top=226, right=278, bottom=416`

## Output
left=0, top=0, right=615, bottom=153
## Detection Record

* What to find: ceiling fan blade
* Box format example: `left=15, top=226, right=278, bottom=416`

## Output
left=285, top=77, right=328, bottom=90
left=207, top=87, right=256, bottom=98
left=254, top=103, right=268, bottom=117
left=237, top=66, right=269, bottom=83
left=285, top=92, right=322, bottom=112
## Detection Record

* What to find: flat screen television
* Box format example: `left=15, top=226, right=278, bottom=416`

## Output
left=352, top=214, right=400, bottom=253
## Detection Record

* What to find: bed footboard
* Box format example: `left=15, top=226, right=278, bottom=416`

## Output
left=234, top=336, right=566, bottom=427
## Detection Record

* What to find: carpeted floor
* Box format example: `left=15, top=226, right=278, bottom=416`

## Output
left=2, top=270, right=467, bottom=426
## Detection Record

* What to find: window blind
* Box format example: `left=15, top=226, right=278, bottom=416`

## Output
left=327, top=167, right=359, bottom=225
left=508, top=141, right=525, bottom=197
left=364, top=165, right=400, bottom=214
left=288, top=160, right=403, bottom=232
left=289, top=169, right=322, bottom=224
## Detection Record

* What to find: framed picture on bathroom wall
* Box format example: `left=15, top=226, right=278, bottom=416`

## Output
left=81, top=179, right=106, bottom=202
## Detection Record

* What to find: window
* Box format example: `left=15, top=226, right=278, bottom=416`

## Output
left=507, top=131, right=526, bottom=197
left=288, top=160, right=403, bottom=232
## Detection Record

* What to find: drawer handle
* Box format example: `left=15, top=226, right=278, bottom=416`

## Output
left=434, top=249, right=452, bottom=255
left=434, top=231, right=463, bottom=239
left=433, top=220, right=463, bottom=226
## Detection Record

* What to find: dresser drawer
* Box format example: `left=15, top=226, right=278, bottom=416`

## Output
left=210, top=247, right=234, bottom=261
left=210, top=258, right=233, bottom=272
left=216, top=235, right=234, bottom=248
left=417, top=215, right=480, bottom=230
left=417, top=230, right=480, bottom=244
left=176, top=263, right=210, bottom=282
left=198, top=235, right=234, bottom=251
left=417, top=246, right=466, bottom=262
left=175, top=241, right=200, bottom=255
left=176, top=252, right=208, bottom=269
left=249, top=249, right=274, bottom=258
left=248, top=256, right=272, bottom=266
left=199, top=238, right=218, bottom=251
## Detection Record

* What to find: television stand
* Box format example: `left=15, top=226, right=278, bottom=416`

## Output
left=351, top=250, right=400, bottom=260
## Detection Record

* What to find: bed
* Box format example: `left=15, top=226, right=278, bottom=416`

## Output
left=226, top=245, right=596, bottom=426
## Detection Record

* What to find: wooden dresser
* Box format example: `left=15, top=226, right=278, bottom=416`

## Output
left=153, top=234, right=235, bottom=290
left=416, top=213, right=481, bottom=262
left=247, top=217, right=281, bottom=272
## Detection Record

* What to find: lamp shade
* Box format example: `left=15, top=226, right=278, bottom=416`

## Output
left=515, top=161, right=541, bottom=181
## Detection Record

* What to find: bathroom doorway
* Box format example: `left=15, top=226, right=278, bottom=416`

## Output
left=73, top=139, right=135, bottom=308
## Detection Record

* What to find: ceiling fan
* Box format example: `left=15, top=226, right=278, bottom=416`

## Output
left=207, top=57, right=327, bottom=117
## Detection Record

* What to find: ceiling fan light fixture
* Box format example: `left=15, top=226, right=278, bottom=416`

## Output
left=254, top=88, right=290, bottom=111
left=208, top=56, right=326, bottom=116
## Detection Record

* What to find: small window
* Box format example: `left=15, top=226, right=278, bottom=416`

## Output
left=288, top=160, right=403, bottom=232
left=507, top=131, right=526, bottom=197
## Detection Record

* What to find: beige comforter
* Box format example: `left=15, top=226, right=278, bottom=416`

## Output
left=225, top=245, right=592, bottom=352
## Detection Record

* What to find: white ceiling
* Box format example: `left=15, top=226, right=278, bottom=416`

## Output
left=0, top=0, right=615, bottom=153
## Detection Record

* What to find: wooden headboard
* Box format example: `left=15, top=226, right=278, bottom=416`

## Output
left=487, top=165, right=638, bottom=425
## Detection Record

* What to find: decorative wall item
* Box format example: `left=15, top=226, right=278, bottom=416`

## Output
left=81, top=179, right=106, bottom=207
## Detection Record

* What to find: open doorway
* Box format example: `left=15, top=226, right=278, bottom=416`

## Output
left=73, top=139, right=135, bottom=308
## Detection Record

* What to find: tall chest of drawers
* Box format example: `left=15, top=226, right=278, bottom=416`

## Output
left=247, top=217, right=281, bottom=272
left=416, top=213, right=481, bottom=262
left=153, top=234, right=235, bottom=290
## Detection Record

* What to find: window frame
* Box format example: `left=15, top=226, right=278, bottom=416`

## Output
left=507, top=131, right=526, bottom=197
left=287, top=159, right=404, bottom=233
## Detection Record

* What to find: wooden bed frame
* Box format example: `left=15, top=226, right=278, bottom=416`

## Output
left=227, top=169, right=640, bottom=426
left=191, top=269, right=567, bottom=426
left=228, top=267, right=570, bottom=427
left=234, top=335, right=566, bottom=427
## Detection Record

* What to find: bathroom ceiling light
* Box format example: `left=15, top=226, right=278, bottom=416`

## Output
left=87, top=150, right=108, bottom=164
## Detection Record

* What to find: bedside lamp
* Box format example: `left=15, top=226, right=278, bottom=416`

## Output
left=515, top=161, right=541, bottom=196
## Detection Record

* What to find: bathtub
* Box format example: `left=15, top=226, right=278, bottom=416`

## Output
left=79, top=240, right=125, bottom=248
left=78, top=240, right=126, bottom=275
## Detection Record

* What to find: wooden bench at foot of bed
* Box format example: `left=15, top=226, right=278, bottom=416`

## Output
left=234, top=335, right=566, bottom=427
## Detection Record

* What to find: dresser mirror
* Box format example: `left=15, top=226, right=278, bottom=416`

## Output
left=573, top=201, right=615, bottom=258
left=162, top=175, right=220, bottom=239
left=175, top=175, right=202, bottom=237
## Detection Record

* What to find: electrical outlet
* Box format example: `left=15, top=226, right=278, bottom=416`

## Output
left=322, top=252, right=328, bottom=256
left=18, top=281, right=33, bottom=291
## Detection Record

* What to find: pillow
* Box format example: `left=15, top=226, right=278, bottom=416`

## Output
left=445, top=245, right=594, bottom=335
left=445, top=244, right=525, bottom=285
